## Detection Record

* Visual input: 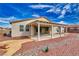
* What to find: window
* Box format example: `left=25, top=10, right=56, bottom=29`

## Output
left=20, top=25, right=24, bottom=31
left=45, top=27, right=49, bottom=31
left=26, top=25, right=29, bottom=31
left=56, top=27, right=59, bottom=33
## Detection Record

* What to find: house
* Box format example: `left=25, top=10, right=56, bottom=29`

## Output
left=0, top=27, right=11, bottom=36
left=66, top=25, right=79, bottom=33
left=10, top=17, right=67, bottom=41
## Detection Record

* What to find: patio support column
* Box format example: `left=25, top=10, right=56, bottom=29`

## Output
left=37, top=22, right=40, bottom=40
left=30, top=24, right=33, bottom=39
left=66, top=27, right=68, bottom=33
left=51, top=25, right=54, bottom=38
left=59, top=26, right=62, bottom=37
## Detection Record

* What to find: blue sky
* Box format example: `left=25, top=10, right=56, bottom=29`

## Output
left=0, top=3, right=79, bottom=28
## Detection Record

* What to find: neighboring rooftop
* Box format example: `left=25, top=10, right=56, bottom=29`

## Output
left=0, top=27, right=11, bottom=30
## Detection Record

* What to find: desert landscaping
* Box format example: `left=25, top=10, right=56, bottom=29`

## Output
left=0, top=33, right=79, bottom=56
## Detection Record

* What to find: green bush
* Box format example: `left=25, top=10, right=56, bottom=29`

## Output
left=42, top=46, right=48, bottom=52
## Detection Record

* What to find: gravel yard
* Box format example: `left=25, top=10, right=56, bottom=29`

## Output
left=13, top=33, right=79, bottom=56
left=0, top=33, right=79, bottom=56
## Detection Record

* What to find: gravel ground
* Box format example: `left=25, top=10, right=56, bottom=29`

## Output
left=14, top=33, right=77, bottom=56
left=38, top=33, right=79, bottom=56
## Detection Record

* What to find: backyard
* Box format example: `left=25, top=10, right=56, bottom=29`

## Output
left=14, top=33, right=79, bottom=56
left=0, top=33, right=79, bottom=56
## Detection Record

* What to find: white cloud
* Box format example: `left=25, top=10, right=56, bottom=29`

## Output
left=63, top=4, right=72, bottom=13
left=46, top=6, right=56, bottom=12
left=46, top=7, right=61, bottom=14
left=74, top=8, right=77, bottom=11
left=0, top=16, right=16, bottom=21
left=58, top=15, right=64, bottom=19
left=61, top=9, right=66, bottom=15
left=0, top=16, right=18, bottom=28
left=56, top=4, right=72, bottom=17
left=0, top=16, right=17, bottom=23
left=56, top=8, right=61, bottom=13
left=46, top=8, right=55, bottom=12
left=29, top=4, right=53, bottom=9
left=0, top=20, right=9, bottom=23
left=58, top=21, right=64, bottom=24
left=58, top=9, right=66, bottom=19
left=58, top=21, right=67, bottom=24
left=63, top=4, right=71, bottom=10
left=32, top=14, right=40, bottom=18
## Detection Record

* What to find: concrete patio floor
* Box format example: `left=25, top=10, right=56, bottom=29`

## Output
left=32, top=33, right=67, bottom=41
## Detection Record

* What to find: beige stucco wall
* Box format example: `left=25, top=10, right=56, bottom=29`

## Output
left=11, top=21, right=31, bottom=37
left=61, top=27, right=65, bottom=33
left=53, top=26, right=59, bottom=33
left=53, top=26, right=65, bottom=34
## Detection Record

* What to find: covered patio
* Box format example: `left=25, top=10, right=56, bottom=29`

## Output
left=29, top=21, right=65, bottom=41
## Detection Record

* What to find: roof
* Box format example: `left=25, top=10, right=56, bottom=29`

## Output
left=10, top=17, right=51, bottom=24
left=66, top=25, right=79, bottom=27
left=10, top=17, right=66, bottom=26
left=0, top=27, right=11, bottom=30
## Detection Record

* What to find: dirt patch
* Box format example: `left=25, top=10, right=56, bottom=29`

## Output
left=0, top=39, right=33, bottom=56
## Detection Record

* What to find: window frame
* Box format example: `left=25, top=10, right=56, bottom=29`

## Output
left=25, top=25, right=30, bottom=31
left=19, top=25, right=24, bottom=32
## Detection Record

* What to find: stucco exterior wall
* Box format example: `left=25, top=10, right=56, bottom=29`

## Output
left=53, top=26, right=65, bottom=34
left=11, top=21, right=31, bottom=37
left=53, top=26, right=59, bottom=34
left=61, top=27, right=64, bottom=33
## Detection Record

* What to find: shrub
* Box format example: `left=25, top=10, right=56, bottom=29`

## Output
left=41, top=46, right=48, bottom=52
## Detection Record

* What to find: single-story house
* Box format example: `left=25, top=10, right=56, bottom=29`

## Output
left=0, top=27, right=11, bottom=36
left=10, top=17, right=67, bottom=41
left=66, top=25, right=79, bottom=33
